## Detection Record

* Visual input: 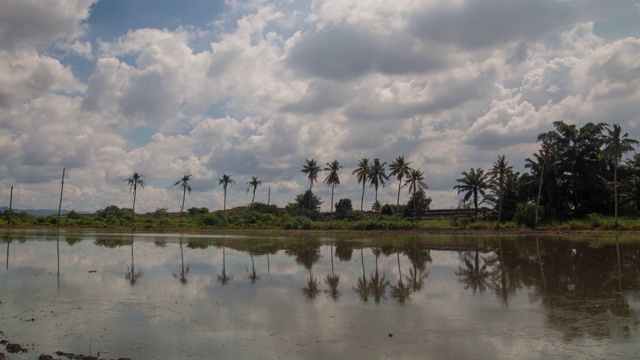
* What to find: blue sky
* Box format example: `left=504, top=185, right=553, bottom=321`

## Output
left=1, top=0, right=640, bottom=213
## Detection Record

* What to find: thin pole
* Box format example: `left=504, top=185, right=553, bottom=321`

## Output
left=267, top=187, right=271, bottom=206
left=8, top=186, right=13, bottom=225
left=57, top=168, right=65, bottom=226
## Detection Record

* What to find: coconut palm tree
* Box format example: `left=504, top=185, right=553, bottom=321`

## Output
left=323, top=160, right=342, bottom=218
left=389, top=156, right=412, bottom=220
left=300, top=158, right=321, bottom=191
left=601, top=124, right=638, bottom=228
left=124, top=172, right=146, bottom=226
left=173, top=174, right=192, bottom=227
left=218, top=174, right=235, bottom=214
left=352, top=158, right=370, bottom=211
left=405, top=168, right=428, bottom=221
left=301, top=159, right=321, bottom=218
left=488, top=156, right=513, bottom=229
left=246, top=176, right=262, bottom=205
left=369, top=158, right=389, bottom=204
left=454, top=168, right=488, bottom=221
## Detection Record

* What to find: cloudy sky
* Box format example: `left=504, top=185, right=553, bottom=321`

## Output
left=1, top=0, right=640, bottom=213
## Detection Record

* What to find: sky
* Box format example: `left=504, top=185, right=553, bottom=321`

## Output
left=1, top=0, right=640, bottom=214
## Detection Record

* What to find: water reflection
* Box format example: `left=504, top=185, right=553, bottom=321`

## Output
left=353, top=243, right=370, bottom=302
left=173, top=238, right=190, bottom=284
left=2, top=231, right=640, bottom=359
left=369, top=246, right=389, bottom=303
left=3, top=231, right=9, bottom=270
left=125, top=234, right=142, bottom=285
left=323, top=238, right=340, bottom=301
left=390, top=243, right=412, bottom=305
left=217, top=237, right=232, bottom=285
left=456, top=239, right=492, bottom=293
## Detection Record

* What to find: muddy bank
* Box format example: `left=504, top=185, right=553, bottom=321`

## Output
left=1, top=330, right=130, bottom=360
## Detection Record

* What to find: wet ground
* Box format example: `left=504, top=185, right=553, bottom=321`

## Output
left=2, top=230, right=640, bottom=359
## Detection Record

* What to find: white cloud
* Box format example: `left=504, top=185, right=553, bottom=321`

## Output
left=1, top=0, right=640, bottom=213
left=0, top=0, right=95, bottom=51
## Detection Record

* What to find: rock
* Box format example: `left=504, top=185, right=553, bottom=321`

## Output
left=38, top=355, right=54, bottom=360
left=6, top=343, right=27, bottom=353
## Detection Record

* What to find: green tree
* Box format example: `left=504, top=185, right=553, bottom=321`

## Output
left=173, top=174, right=192, bottom=227
left=488, top=156, right=513, bottom=228
left=404, top=190, right=431, bottom=219
left=323, top=160, right=342, bottom=218
left=124, top=172, right=146, bottom=226
left=301, top=159, right=322, bottom=217
left=335, top=198, right=353, bottom=219
left=454, top=167, right=488, bottom=221
left=352, top=158, right=370, bottom=211
left=601, top=124, right=638, bottom=228
left=621, top=154, right=640, bottom=216
left=389, top=156, right=413, bottom=220
left=405, top=168, right=428, bottom=221
left=368, top=158, right=389, bottom=204
left=286, top=190, right=323, bottom=219
left=218, top=174, right=235, bottom=214
left=246, top=176, right=262, bottom=205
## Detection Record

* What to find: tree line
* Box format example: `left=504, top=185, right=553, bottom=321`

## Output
left=2, top=121, right=637, bottom=229
left=454, top=121, right=639, bottom=227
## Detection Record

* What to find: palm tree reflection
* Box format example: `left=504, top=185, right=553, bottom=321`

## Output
left=173, top=238, right=190, bottom=284
left=247, top=251, right=260, bottom=284
left=217, top=238, right=232, bottom=286
left=456, top=239, right=491, bottom=293
left=301, top=240, right=320, bottom=300
left=404, top=240, right=430, bottom=293
left=368, top=246, right=389, bottom=303
left=353, top=245, right=370, bottom=302
left=324, top=239, right=341, bottom=301
left=125, top=235, right=142, bottom=285
left=390, top=244, right=412, bottom=304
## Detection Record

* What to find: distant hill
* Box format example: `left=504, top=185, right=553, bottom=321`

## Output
left=0, top=206, right=92, bottom=216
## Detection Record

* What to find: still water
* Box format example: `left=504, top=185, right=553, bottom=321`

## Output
left=1, top=229, right=640, bottom=359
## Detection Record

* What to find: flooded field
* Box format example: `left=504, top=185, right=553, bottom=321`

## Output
left=2, top=229, right=640, bottom=359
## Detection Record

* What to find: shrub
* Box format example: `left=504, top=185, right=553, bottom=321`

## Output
left=514, top=202, right=542, bottom=228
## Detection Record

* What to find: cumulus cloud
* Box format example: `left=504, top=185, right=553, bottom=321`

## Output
left=1, top=0, right=640, bottom=212
left=0, top=0, right=95, bottom=51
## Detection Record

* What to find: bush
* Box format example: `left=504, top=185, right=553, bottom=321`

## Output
left=381, top=203, right=395, bottom=216
left=514, top=202, right=543, bottom=228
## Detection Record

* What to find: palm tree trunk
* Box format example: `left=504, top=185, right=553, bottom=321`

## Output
left=535, top=157, right=546, bottom=228
left=395, top=180, right=401, bottom=221
left=473, top=190, right=478, bottom=222
left=251, top=189, right=256, bottom=204
left=180, top=186, right=186, bottom=227
left=413, top=190, right=417, bottom=222
left=57, top=168, right=65, bottom=227
left=131, top=184, right=137, bottom=227
left=360, top=183, right=365, bottom=211
left=330, top=184, right=335, bottom=218
left=614, top=160, right=618, bottom=229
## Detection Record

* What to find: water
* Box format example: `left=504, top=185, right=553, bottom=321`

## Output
left=1, top=229, right=640, bottom=359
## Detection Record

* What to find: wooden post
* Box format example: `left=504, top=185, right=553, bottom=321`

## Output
left=57, top=168, right=65, bottom=227
left=8, top=186, right=13, bottom=225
